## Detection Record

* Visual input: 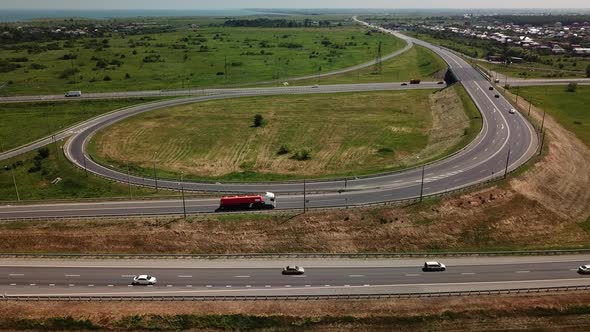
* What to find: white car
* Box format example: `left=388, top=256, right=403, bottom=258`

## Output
left=509, top=108, right=516, bottom=114
left=282, top=266, right=305, bottom=275
left=132, top=275, right=157, bottom=285
left=578, top=265, right=590, bottom=275
left=422, top=261, right=446, bottom=272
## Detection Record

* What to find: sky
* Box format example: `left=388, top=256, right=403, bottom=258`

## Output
left=1, top=0, right=589, bottom=9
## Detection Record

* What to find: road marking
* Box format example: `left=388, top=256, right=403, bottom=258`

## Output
left=69, top=284, right=75, bottom=287
left=178, top=275, right=192, bottom=278
left=265, top=285, right=271, bottom=288
left=344, top=284, right=351, bottom=287
left=405, top=274, right=420, bottom=277
left=348, top=275, right=365, bottom=278
left=49, top=284, right=55, bottom=286
left=324, top=284, right=331, bottom=287
left=305, top=285, right=311, bottom=287
left=186, top=285, right=193, bottom=288
left=121, top=275, right=135, bottom=278
left=516, top=271, right=530, bottom=273
left=9, top=283, right=16, bottom=286
left=65, top=274, right=80, bottom=277
left=364, top=284, right=371, bottom=287
left=128, top=285, right=133, bottom=287
left=167, top=285, right=173, bottom=287
left=206, top=285, right=212, bottom=288
left=245, top=285, right=252, bottom=288
left=8, top=274, right=24, bottom=276
left=285, top=285, right=291, bottom=288
left=226, top=285, right=232, bottom=288
left=107, top=285, right=114, bottom=287
left=88, top=284, right=94, bottom=287
left=234, top=275, right=250, bottom=278
left=29, top=284, right=36, bottom=286
left=461, top=272, right=476, bottom=275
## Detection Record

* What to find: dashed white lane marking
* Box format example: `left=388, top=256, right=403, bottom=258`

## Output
left=167, top=285, right=173, bottom=287
left=324, top=284, right=331, bottom=287
left=8, top=274, right=24, bottom=276
left=305, top=285, right=311, bottom=287
left=349, top=275, right=365, bottom=278
left=206, top=285, right=212, bottom=288
left=226, top=285, right=232, bottom=288
left=88, top=284, right=94, bottom=287
left=405, top=274, right=420, bottom=277
left=49, top=284, right=55, bottom=286
left=107, top=285, right=114, bottom=287
left=344, top=285, right=351, bottom=287
left=186, top=285, right=193, bottom=288
left=234, top=275, right=250, bottom=278
left=68, top=284, right=75, bottom=287
left=9, top=283, right=16, bottom=286
left=265, top=285, right=271, bottom=288
left=178, top=275, right=192, bottom=278
left=121, top=275, right=135, bottom=278
left=516, top=271, right=530, bottom=273
left=245, top=285, right=252, bottom=288
left=461, top=272, right=476, bottom=275
left=364, top=284, right=371, bottom=287
left=29, top=284, right=36, bottom=286
left=127, top=285, right=133, bottom=287
left=65, top=274, right=80, bottom=277
left=285, top=285, right=292, bottom=288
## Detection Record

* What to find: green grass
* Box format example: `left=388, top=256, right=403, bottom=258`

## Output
left=454, top=83, right=483, bottom=148
left=518, top=86, right=590, bottom=147
left=0, top=26, right=405, bottom=96
left=286, top=44, right=447, bottom=86
left=479, top=60, right=589, bottom=79
left=0, top=143, right=170, bottom=202
left=0, top=97, right=170, bottom=151
left=405, top=31, right=489, bottom=59
left=90, top=88, right=476, bottom=182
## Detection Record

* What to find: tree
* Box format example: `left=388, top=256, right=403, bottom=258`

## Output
left=566, top=82, right=578, bottom=92
left=253, top=114, right=263, bottom=127
left=586, top=64, right=590, bottom=78
left=37, top=147, right=50, bottom=159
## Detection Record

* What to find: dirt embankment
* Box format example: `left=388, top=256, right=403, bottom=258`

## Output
left=2, top=294, right=590, bottom=330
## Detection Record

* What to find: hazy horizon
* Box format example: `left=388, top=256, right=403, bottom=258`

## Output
left=2, top=0, right=590, bottom=10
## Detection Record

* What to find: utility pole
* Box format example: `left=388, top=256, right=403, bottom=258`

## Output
left=419, top=165, right=425, bottom=202
left=10, top=167, right=20, bottom=202
left=539, top=131, right=546, bottom=156
left=504, top=147, right=511, bottom=179
left=180, top=173, right=187, bottom=219
left=126, top=162, right=132, bottom=199
left=303, top=179, right=307, bottom=213
left=317, top=65, right=322, bottom=85
left=153, top=153, right=158, bottom=192
left=373, top=41, right=383, bottom=74
left=540, top=109, right=546, bottom=133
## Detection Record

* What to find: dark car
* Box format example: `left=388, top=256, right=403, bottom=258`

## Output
left=494, top=94, right=500, bottom=98
left=437, top=81, right=444, bottom=84
left=489, top=86, right=494, bottom=91
left=401, top=83, right=408, bottom=86
left=282, top=266, right=305, bottom=275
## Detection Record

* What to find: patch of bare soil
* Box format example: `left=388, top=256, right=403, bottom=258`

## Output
left=2, top=293, right=590, bottom=330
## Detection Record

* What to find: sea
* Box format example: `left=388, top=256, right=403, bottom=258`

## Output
left=0, top=9, right=267, bottom=22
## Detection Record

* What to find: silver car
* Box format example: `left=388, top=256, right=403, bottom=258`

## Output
left=132, top=275, right=157, bottom=285
left=422, top=261, right=446, bottom=272
left=578, top=265, right=590, bottom=274
left=282, top=266, right=305, bottom=275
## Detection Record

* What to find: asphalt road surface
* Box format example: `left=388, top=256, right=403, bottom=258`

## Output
left=0, top=19, right=538, bottom=219
left=1, top=256, right=588, bottom=296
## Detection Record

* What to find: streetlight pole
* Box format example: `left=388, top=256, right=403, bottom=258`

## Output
left=539, top=131, right=546, bottom=156
left=419, top=165, right=425, bottom=202
left=10, top=167, right=20, bottom=202
left=540, top=109, right=546, bottom=133
left=180, top=173, right=187, bottom=219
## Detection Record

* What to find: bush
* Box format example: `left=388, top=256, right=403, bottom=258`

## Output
left=292, top=148, right=311, bottom=161
left=103, top=75, right=112, bottom=81
left=125, top=73, right=131, bottom=79
left=253, top=114, right=263, bottom=127
left=566, top=82, right=578, bottom=92
left=58, top=67, right=79, bottom=79
left=37, top=147, right=50, bottom=159
left=277, top=144, right=290, bottom=155
left=29, top=63, right=47, bottom=70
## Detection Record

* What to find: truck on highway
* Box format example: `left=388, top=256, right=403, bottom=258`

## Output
left=218, top=192, right=276, bottom=211
left=409, top=79, right=421, bottom=84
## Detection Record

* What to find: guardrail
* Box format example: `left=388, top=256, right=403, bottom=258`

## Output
left=1, top=248, right=589, bottom=260
left=3, top=285, right=590, bottom=301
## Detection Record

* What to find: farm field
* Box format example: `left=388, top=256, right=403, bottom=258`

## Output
left=0, top=97, right=170, bottom=151
left=286, top=44, right=447, bottom=86
left=0, top=26, right=405, bottom=96
left=91, top=85, right=480, bottom=182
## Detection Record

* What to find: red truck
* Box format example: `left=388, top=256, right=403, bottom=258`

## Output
left=218, top=192, right=276, bottom=210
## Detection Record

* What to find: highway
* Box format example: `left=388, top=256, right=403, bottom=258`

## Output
left=0, top=18, right=538, bottom=219
left=0, top=256, right=588, bottom=296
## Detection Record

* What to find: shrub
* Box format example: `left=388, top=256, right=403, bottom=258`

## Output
left=253, top=114, right=263, bottom=127
left=125, top=73, right=131, bottom=79
left=277, top=144, right=290, bottom=155
left=103, top=75, right=112, bottom=81
left=566, top=82, right=578, bottom=92
left=58, top=67, right=80, bottom=79
left=29, top=63, right=47, bottom=70
left=37, top=147, right=50, bottom=159
left=292, top=148, right=311, bottom=161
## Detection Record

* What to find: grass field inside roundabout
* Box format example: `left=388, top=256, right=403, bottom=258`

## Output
left=89, top=85, right=481, bottom=182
